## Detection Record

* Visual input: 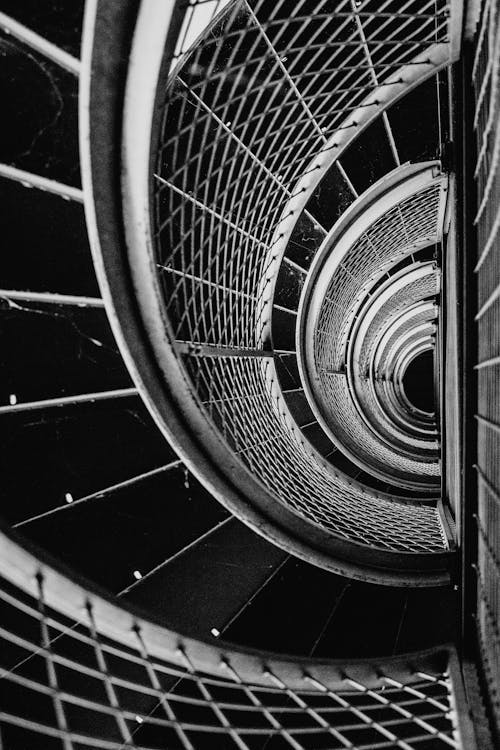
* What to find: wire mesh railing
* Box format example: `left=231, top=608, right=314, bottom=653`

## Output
left=0, top=526, right=471, bottom=750
left=314, top=185, right=443, bottom=374
left=472, top=0, right=500, bottom=736
left=185, top=353, right=446, bottom=552
left=298, top=165, right=445, bottom=490
left=0, top=2, right=483, bottom=745
left=85, top=0, right=462, bottom=580
left=368, top=303, right=438, bottom=440
left=352, top=300, right=438, bottom=454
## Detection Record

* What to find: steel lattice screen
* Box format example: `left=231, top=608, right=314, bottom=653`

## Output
left=149, top=0, right=453, bottom=557
left=315, top=268, right=440, bottom=485
left=315, top=185, right=443, bottom=373
left=0, top=529, right=466, bottom=750
left=472, top=0, right=500, bottom=736
left=358, top=304, right=438, bottom=451
left=185, top=353, right=446, bottom=552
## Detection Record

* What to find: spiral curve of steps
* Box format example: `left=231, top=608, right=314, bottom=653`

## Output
left=0, top=1, right=483, bottom=749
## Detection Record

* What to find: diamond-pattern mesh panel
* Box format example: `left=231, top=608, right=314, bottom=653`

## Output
left=377, top=308, right=437, bottom=379
left=472, top=0, right=500, bottom=736
left=0, top=532, right=463, bottom=750
left=315, top=267, right=440, bottom=485
left=314, top=185, right=442, bottom=373
left=367, top=306, right=438, bottom=446
left=151, top=0, right=451, bottom=552
left=319, top=370, right=438, bottom=481
left=156, top=2, right=448, bottom=348
left=358, top=280, right=438, bottom=382
left=186, top=354, right=445, bottom=551
left=353, top=276, right=439, bottom=452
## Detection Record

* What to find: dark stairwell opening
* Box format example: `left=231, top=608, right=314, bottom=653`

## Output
left=403, top=350, right=436, bottom=414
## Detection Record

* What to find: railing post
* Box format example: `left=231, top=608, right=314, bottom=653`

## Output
left=455, top=40, right=478, bottom=661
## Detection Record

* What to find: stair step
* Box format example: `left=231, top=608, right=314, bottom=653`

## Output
left=0, top=1, right=84, bottom=59
left=284, top=390, right=315, bottom=427
left=0, top=304, right=129, bottom=405
left=395, top=586, right=456, bottom=653
left=312, top=581, right=409, bottom=658
left=301, top=421, right=334, bottom=454
left=0, top=180, right=97, bottom=296
left=1, top=402, right=173, bottom=525
left=20, top=459, right=227, bottom=594
left=223, top=558, right=348, bottom=655
left=274, top=353, right=301, bottom=391
left=124, top=518, right=287, bottom=638
left=305, top=163, right=354, bottom=231
left=272, top=305, right=297, bottom=352
left=339, top=116, right=397, bottom=196
left=284, top=214, right=324, bottom=271
left=273, top=263, right=304, bottom=311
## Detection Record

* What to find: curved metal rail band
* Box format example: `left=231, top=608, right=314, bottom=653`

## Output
left=0, top=522, right=473, bottom=749
left=297, top=166, right=446, bottom=489
left=81, top=0, right=454, bottom=585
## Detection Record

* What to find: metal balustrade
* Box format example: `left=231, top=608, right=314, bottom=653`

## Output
left=352, top=277, right=438, bottom=425
left=0, top=0, right=495, bottom=746
left=308, top=181, right=445, bottom=373
left=472, top=0, right=500, bottom=738
left=369, top=302, right=439, bottom=440
left=82, top=0, right=462, bottom=582
left=0, top=1, right=497, bottom=747
left=0, top=526, right=473, bottom=750
left=350, top=296, right=438, bottom=457
left=298, top=165, right=445, bottom=490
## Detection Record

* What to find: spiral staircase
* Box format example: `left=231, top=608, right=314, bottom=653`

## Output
left=0, top=0, right=499, bottom=748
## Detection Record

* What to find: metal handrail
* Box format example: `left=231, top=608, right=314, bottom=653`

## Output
left=298, top=166, right=446, bottom=489
left=0, top=522, right=474, bottom=749
left=81, top=0, right=458, bottom=583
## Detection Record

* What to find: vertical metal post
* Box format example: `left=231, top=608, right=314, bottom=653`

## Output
left=455, top=42, right=478, bottom=659
left=436, top=284, right=445, bottom=504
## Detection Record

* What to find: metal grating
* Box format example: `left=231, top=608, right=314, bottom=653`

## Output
left=472, top=0, right=500, bottom=736
left=144, top=0, right=456, bottom=559
left=314, top=185, right=443, bottom=373
left=313, top=261, right=440, bottom=487
left=186, top=354, right=446, bottom=552
left=443, top=206, right=461, bottom=519
left=154, top=0, right=450, bottom=350
left=364, top=304, right=438, bottom=446
left=0, top=528, right=467, bottom=750
left=302, top=180, right=443, bottom=488
left=352, top=280, right=439, bottom=452
left=318, top=367, right=438, bottom=482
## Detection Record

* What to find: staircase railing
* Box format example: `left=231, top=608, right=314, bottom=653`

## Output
left=81, top=0, right=463, bottom=585
left=0, top=524, right=475, bottom=749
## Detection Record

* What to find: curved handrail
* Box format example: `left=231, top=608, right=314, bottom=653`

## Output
left=297, top=165, right=446, bottom=489
left=0, top=521, right=469, bottom=748
left=80, top=0, right=454, bottom=584
left=370, top=302, right=438, bottom=436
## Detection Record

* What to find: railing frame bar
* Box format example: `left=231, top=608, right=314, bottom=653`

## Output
left=0, top=164, right=83, bottom=202
left=0, top=11, right=80, bottom=75
left=14, top=459, right=184, bottom=528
